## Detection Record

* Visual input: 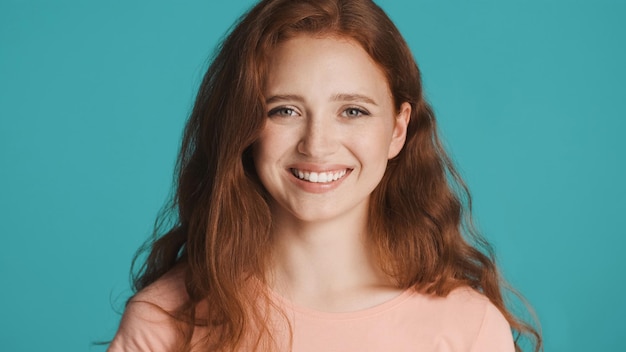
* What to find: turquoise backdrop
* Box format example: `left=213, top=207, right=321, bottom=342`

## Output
left=1, top=0, right=624, bottom=351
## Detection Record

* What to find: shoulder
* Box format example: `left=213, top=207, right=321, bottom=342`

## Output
left=404, top=287, right=515, bottom=352
left=108, top=267, right=189, bottom=352
left=130, top=265, right=189, bottom=310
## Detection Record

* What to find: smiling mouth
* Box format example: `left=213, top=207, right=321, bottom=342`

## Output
left=290, top=168, right=349, bottom=183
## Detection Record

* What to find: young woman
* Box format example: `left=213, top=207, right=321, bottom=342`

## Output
left=109, top=0, right=541, bottom=351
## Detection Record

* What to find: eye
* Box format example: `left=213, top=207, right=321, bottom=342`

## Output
left=343, top=107, right=370, bottom=118
left=268, top=106, right=299, bottom=118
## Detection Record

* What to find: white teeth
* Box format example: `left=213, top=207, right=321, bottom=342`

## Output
left=291, top=169, right=348, bottom=183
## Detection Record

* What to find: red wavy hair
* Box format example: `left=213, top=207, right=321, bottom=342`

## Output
left=130, top=0, right=542, bottom=350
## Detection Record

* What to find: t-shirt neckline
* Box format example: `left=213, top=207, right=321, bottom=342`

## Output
left=263, top=283, right=417, bottom=321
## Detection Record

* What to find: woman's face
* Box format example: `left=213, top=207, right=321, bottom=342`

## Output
left=254, top=35, right=410, bottom=224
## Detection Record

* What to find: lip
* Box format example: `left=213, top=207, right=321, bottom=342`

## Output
left=286, top=163, right=353, bottom=193
left=287, top=163, right=352, bottom=173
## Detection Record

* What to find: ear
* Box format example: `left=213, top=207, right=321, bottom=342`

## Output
left=388, top=102, right=411, bottom=159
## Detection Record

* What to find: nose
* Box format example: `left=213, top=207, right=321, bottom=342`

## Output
left=297, top=116, right=338, bottom=158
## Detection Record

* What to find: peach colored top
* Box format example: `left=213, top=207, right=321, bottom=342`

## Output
left=109, top=270, right=514, bottom=351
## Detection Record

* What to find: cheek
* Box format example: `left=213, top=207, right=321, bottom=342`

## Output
left=253, top=128, right=285, bottom=171
left=363, top=127, right=395, bottom=159
left=350, top=132, right=393, bottom=173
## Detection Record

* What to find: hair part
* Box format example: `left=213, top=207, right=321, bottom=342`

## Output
left=130, top=0, right=542, bottom=350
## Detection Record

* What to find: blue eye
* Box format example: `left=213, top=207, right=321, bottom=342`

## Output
left=268, top=107, right=298, bottom=117
left=343, top=107, right=369, bottom=118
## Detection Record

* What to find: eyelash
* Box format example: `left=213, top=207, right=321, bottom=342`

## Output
left=267, top=106, right=371, bottom=118
left=268, top=107, right=299, bottom=118
left=343, top=107, right=370, bottom=118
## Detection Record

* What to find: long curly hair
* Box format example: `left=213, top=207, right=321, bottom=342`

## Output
left=130, top=0, right=542, bottom=350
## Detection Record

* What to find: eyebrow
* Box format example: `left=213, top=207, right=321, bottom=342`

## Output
left=331, top=93, right=378, bottom=106
left=265, top=93, right=378, bottom=106
left=265, top=94, right=305, bottom=105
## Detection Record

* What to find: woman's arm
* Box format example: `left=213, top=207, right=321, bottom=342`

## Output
left=470, top=302, right=516, bottom=352
left=108, top=300, right=180, bottom=352
left=108, top=267, right=188, bottom=352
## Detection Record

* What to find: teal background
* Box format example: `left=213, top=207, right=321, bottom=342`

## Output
left=1, top=0, right=624, bottom=351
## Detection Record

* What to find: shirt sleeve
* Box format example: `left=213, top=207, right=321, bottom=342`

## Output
left=470, top=302, right=516, bottom=352
left=108, top=300, right=181, bottom=352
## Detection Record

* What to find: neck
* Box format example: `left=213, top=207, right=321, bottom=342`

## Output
left=266, top=202, right=400, bottom=312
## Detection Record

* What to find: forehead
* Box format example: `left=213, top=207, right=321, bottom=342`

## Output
left=263, top=35, right=392, bottom=100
